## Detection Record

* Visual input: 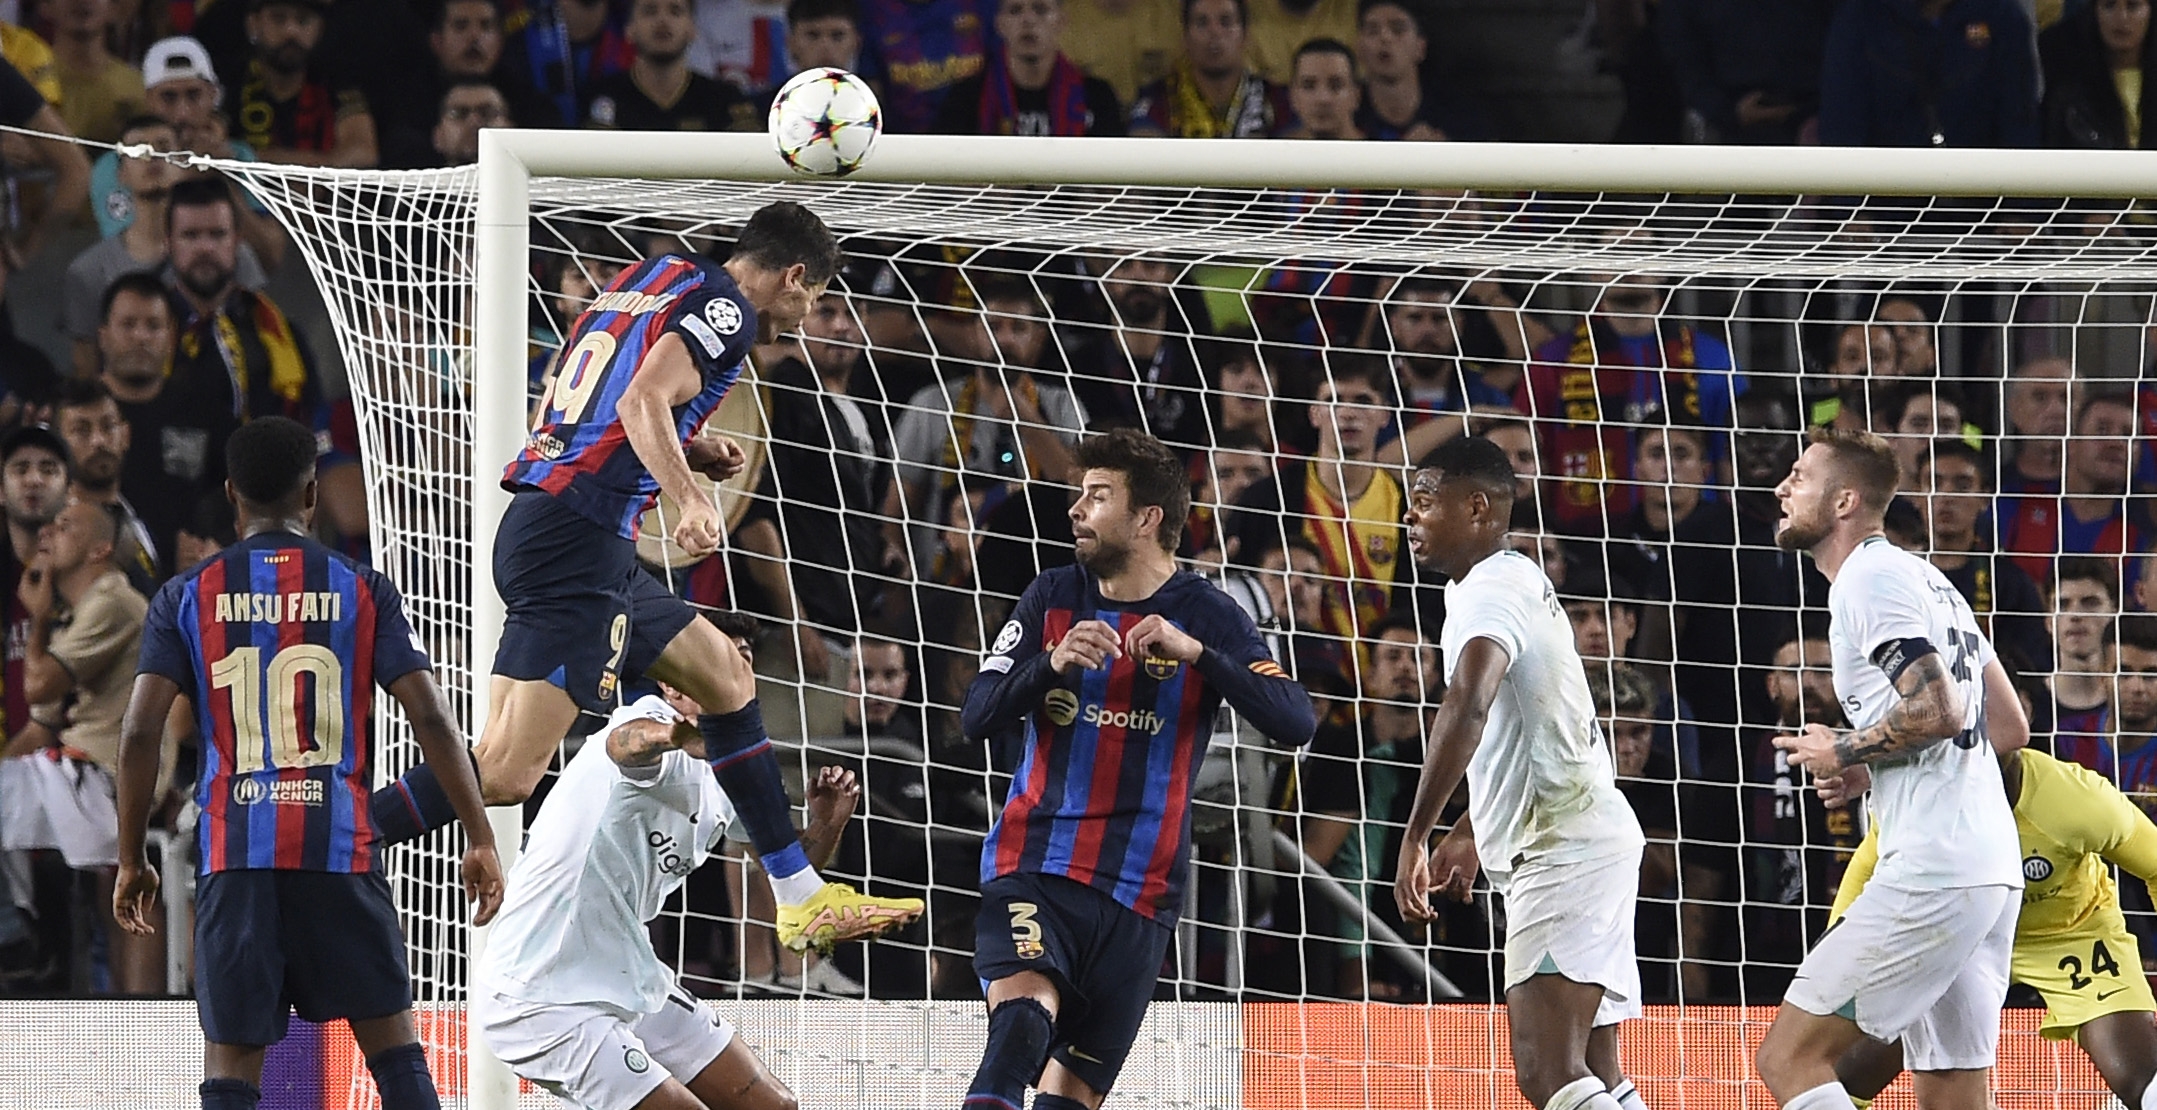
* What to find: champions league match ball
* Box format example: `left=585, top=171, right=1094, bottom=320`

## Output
left=768, top=68, right=883, bottom=177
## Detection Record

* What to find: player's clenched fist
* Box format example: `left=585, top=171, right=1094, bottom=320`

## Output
left=672, top=496, right=724, bottom=560
left=1124, top=614, right=1200, bottom=664
left=685, top=429, right=748, bottom=482
left=1050, top=619, right=1123, bottom=674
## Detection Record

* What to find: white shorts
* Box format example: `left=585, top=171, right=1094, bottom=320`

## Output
left=1492, top=849, right=1643, bottom=1028
left=0, top=753, right=117, bottom=869
left=475, top=986, right=736, bottom=1110
left=1785, top=881, right=2018, bottom=1072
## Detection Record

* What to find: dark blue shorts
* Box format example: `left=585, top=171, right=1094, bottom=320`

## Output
left=194, top=869, right=411, bottom=1046
left=973, top=872, right=1173, bottom=1094
left=492, top=489, right=637, bottom=713
left=625, top=566, right=698, bottom=681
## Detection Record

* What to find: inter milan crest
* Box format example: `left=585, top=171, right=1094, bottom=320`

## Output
left=2023, top=854, right=2054, bottom=882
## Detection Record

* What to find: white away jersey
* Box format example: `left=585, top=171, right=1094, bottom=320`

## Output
left=1441, top=550, right=1644, bottom=873
left=478, top=696, right=741, bottom=1013
left=1829, top=537, right=2020, bottom=890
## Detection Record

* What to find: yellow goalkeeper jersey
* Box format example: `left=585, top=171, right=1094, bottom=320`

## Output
left=1833, top=748, right=2157, bottom=941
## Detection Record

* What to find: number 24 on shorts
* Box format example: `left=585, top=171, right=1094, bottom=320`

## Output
left=2060, top=937, right=2122, bottom=991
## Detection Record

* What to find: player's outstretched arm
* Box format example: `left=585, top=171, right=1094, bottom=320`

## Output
left=606, top=717, right=696, bottom=769
left=1776, top=649, right=1965, bottom=775
left=618, top=334, right=726, bottom=558
left=960, top=582, right=1072, bottom=741
left=1396, top=636, right=1509, bottom=925
left=113, top=673, right=183, bottom=936
left=389, top=670, right=504, bottom=925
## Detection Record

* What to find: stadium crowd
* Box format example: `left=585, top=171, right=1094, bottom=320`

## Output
left=0, top=0, right=2147, bottom=1012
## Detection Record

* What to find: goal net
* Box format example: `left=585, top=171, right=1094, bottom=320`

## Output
left=195, top=133, right=2157, bottom=1110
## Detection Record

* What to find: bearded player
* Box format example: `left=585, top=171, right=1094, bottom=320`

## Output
left=1393, top=435, right=1654, bottom=1110
left=1823, top=740, right=2157, bottom=1110
left=959, top=428, right=1314, bottom=1110
left=373, top=201, right=918, bottom=952
left=1754, top=426, right=2023, bottom=1110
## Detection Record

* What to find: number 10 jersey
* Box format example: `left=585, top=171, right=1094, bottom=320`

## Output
left=139, top=532, right=434, bottom=874
left=1829, top=536, right=2022, bottom=891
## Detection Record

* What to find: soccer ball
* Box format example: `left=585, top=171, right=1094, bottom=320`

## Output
left=768, top=68, right=882, bottom=177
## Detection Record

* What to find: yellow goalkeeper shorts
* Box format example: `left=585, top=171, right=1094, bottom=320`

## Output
left=2015, top=923, right=2156, bottom=1040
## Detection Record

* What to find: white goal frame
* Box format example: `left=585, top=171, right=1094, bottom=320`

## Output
left=467, top=129, right=2153, bottom=1110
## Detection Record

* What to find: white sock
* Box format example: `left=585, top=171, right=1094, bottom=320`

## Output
left=1545, top=1076, right=1623, bottom=1110
left=2140, top=1072, right=2157, bottom=1110
left=1783, top=1080, right=1855, bottom=1110
left=1609, top=1077, right=1649, bottom=1110
left=769, top=867, right=825, bottom=906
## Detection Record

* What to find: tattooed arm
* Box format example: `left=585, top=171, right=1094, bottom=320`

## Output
left=1776, top=644, right=1965, bottom=776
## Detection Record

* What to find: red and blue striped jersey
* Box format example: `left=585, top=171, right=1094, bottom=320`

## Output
left=502, top=255, right=758, bottom=538
left=138, top=532, right=432, bottom=874
left=965, top=566, right=1315, bottom=925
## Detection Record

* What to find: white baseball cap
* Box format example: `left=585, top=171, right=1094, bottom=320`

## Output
left=142, top=37, right=220, bottom=91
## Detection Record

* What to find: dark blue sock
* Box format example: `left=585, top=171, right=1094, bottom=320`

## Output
left=199, top=1077, right=259, bottom=1110
left=1035, top=1096, right=1091, bottom=1110
left=365, top=1041, right=441, bottom=1110
left=700, top=701, right=806, bottom=871
left=368, top=749, right=477, bottom=848
left=963, top=997, right=1054, bottom=1110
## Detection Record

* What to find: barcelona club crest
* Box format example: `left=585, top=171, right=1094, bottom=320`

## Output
left=1144, top=654, right=1180, bottom=680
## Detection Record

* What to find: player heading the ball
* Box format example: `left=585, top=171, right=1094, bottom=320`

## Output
left=113, top=416, right=504, bottom=1110
left=1394, top=434, right=1654, bottom=1110
left=959, top=428, right=1316, bottom=1110
left=1754, top=425, right=2024, bottom=1110
left=371, top=200, right=921, bottom=954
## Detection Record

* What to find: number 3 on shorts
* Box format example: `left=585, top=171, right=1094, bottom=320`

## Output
left=2059, top=938, right=2121, bottom=990
left=1008, top=902, right=1044, bottom=959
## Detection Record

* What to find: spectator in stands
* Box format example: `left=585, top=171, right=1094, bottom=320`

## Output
left=64, top=116, right=271, bottom=375
left=1819, top=0, right=2040, bottom=148
left=1353, top=0, right=1486, bottom=140
left=0, top=56, right=89, bottom=257
left=1920, top=439, right=2053, bottom=675
left=1478, top=415, right=1542, bottom=512
left=1298, top=615, right=1442, bottom=1000
left=1521, top=261, right=1746, bottom=535
left=1806, top=321, right=1897, bottom=429
left=2112, top=614, right=2157, bottom=808
left=1372, top=277, right=1545, bottom=467
left=1658, top=0, right=1828, bottom=144
left=735, top=291, right=902, bottom=683
left=1204, top=331, right=1282, bottom=452
left=934, top=0, right=1123, bottom=135
left=1594, top=664, right=1681, bottom=1002
left=2040, top=555, right=2123, bottom=778
left=0, top=244, right=58, bottom=426
left=1279, top=38, right=1363, bottom=139
left=1245, top=0, right=1355, bottom=84
left=885, top=278, right=1085, bottom=579
left=2002, top=355, right=2071, bottom=494
left=682, top=0, right=787, bottom=94
left=227, top=0, right=379, bottom=167
left=377, top=0, right=546, bottom=166
left=0, top=426, right=69, bottom=743
left=854, top=0, right=994, bottom=132
left=96, top=272, right=237, bottom=577
left=45, top=0, right=142, bottom=143
left=51, top=381, right=158, bottom=590
left=503, top=0, right=633, bottom=126
left=1998, top=389, right=2144, bottom=586
left=1257, top=536, right=1344, bottom=680
left=1564, top=560, right=1698, bottom=770
left=1228, top=356, right=1419, bottom=659
left=11, top=497, right=156, bottom=992
left=1879, top=379, right=1970, bottom=489
left=1060, top=0, right=1177, bottom=106
left=1063, top=257, right=1208, bottom=449
left=2041, top=0, right=2156, bottom=147
left=1612, top=423, right=1742, bottom=736
left=1128, top=0, right=1289, bottom=137
left=588, top=0, right=753, bottom=130
left=426, top=79, right=515, bottom=166
left=1186, top=427, right=1273, bottom=563
left=1875, top=294, right=1940, bottom=378
left=784, top=0, right=863, bottom=76
left=1739, top=626, right=1860, bottom=1001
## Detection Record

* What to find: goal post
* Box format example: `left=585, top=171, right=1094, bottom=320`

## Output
left=179, top=128, right=2157, bottom=1109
